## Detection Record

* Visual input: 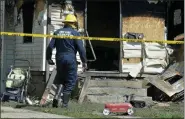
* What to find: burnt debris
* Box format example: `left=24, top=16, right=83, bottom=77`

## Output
left=147, top=61, right=184, bottom=102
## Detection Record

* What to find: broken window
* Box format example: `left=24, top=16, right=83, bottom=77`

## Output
left=22, top=1, right=35, bottom=43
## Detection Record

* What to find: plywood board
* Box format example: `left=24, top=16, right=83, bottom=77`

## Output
left=122, top=14, right=165, bottom=40
left=122, top=58, right=142, bottom=63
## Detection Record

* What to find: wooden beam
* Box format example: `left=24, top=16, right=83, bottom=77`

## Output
left=78, top=76, right=91, bottom=104
left=119, top=0, right=123, bottom=73
left=88, top=80, right=144, bottom=89
left=82, top=71, right=156, bottom=78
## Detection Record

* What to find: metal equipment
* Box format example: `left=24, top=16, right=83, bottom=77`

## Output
left=1, top=59, right=32, bottom=104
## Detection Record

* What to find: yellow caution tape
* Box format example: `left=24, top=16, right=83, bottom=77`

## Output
left=0, top=32, right=184, bottom=44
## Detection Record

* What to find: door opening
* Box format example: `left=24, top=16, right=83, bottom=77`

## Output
left=22, top=1, right=35, bottom=43
left=86, top=1, right=120, bottom=71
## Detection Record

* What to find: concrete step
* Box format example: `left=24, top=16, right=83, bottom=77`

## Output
left=86, top=87, right=147, bottom=96
left=86, top=94, right=153, bottom=106
left=89, top=80, right=144, bottom=88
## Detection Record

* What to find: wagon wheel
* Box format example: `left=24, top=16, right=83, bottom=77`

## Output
left=103, top=108, right=110, bottom=116
left=127, top=108, right=134, bottom=115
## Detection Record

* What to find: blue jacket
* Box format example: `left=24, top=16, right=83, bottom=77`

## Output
left=46, top=26, right=87, bottom=63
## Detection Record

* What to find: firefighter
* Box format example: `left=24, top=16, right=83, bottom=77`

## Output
left=46, top=14, right=87, bottom=108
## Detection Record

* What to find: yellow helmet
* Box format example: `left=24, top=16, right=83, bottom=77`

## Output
left=64, top=14, right=77, bottom=23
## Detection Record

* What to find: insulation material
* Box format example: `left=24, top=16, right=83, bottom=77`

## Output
left=145, top=49, right=167, bottom=59
left=129, top=63, right=142, bottom=77
left=144, top=43, right=166, bottom=50
left=122, top=58, right=167, bottom=77
left=143, top=66, right=164, bottom=74
left=145, top=58, right=167, bottom=68
left=63, top=3, right=74, bottom=12
left=123, top=49, right=141, bottom=58
left=123, top=41, right=142, bottom=50
left=34, top=0, right=46, bottom=21
left=143, top=58, right=166, bottom=74
left=122, top=63, right=141, bottom=73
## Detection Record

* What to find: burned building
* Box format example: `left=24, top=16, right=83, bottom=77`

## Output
left=0, top=0, right=184, bottom=103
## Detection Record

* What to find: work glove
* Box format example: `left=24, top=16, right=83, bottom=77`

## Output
left=48, top=59, right=55, bottom=65
left=82, top=63, right=88, bottom=72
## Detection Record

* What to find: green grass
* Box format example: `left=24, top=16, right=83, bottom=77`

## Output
left=1, top=100, right=111, bottom=118
left=133, top=103, right=184, bottom=118
left=1, top=101, right=184, bottom=118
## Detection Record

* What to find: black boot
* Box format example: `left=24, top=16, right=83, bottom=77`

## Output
left=52, top=85, right=63, bottom=108
left=52, top=99, right=58, bottom=108
left=62, top=93, right=71, bottom=108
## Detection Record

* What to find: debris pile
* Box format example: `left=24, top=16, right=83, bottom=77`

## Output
left=122, top=32, right=174, bottom=78
left=147, top=61, right=184, bottom=102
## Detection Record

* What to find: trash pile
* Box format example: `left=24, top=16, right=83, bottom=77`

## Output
left=147, top=61, right=184, bottom=102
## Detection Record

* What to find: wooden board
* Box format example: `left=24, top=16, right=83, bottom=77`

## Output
left=122, top=15, right=165, bottom=40
left=40, top=68, right=57, bottom=106
left=86, top=87, right=147, bottom=97
left=122, top=58, right=142, bottom=63
left=122, top=2, right=165, bottom=41
left=78, top=76, right=90, bottom=104
left=88, top=80, right=144, bottom=89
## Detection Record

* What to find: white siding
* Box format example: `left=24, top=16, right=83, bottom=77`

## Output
left=0, top=1, right=3, bottom=71
left=49, top=4, right=63, bottom=71
left=0, top=0, right=5, bottom=93
left=1, top=2, right=16, bottom=93
left=49, top=4, right=83, bottom=72
left=4, top=35, right=16, bottom=71
left=14, top=6, right=47, bottom=71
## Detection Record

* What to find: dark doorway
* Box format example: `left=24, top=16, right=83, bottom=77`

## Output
left=168, top=1, right=184, bottom=40
left=86, top=1, right=120, bottom=71
left=22, top=1, right=35, bottom=43
left=167, top=0, right=184, bottom=49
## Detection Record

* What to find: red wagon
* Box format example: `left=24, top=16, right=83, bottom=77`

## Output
left=103, top=102, right=134, bottom=116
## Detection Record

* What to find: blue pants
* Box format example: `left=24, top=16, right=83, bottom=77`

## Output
left=54, top=54, right=77, bottom=94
